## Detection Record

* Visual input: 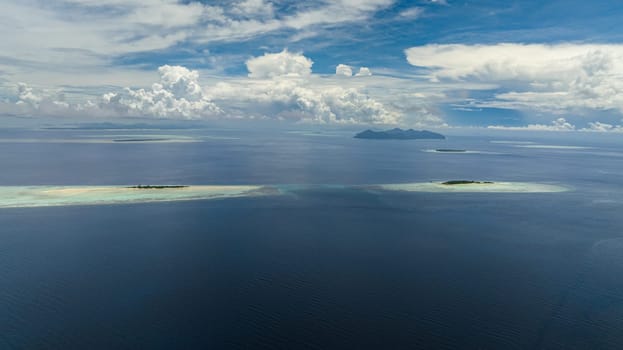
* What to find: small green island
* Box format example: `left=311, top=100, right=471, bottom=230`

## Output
left=441, top=180, right=494, bottom=185
left=127, top=185, right=189, bottom=189
left=113, top=138, right=170, bottom=142
left=435, top=149, right=467, bottom=153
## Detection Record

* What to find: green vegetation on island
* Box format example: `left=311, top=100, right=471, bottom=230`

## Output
left=127, top=185, right=189, bottom=189
left=441, top=180, right=494, bottom=185
left=113, top=138, right=170, bottom=142
left=435, top=149, right=467, bottom=152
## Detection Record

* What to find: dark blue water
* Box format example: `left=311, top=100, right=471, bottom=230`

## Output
left=1, top=128, right=623, bottom=349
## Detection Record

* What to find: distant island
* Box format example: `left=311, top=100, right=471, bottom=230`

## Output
left=354, top=128, right=445, bottom=140
left=441, top=180, right=493, bottom=185
left=113, top=138, right=170, bottom=142
left=435, top=149, right=466, bottom=153
left=128, top=185, right=189, bottom=189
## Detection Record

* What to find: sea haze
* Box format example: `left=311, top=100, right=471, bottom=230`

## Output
left=1, top=127, right=623, bottom=349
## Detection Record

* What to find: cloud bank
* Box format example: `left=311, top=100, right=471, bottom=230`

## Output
left=405, top=43, right=623, bottom=115
left=202, top=50, right=399, bottom=124
left=1, top=50, right=403, bottom=125
left=488, top=117, right=623, bottom=132
left=488, top=118, right=576, bottom=131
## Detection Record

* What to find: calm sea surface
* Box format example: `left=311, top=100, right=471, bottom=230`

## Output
left=1, top=127, right=623, bottom=349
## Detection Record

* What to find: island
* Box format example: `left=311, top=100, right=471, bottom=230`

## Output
left=113, top=138, right=170, bottom=143
left=375, top=181, right=569, bottom=193
left=354, top=128, right=445, bottom=140
left=127, top=185, right=189, bottom=189
left=0, top=185, right=268, bottom=208
left=441, top=180, right=493, bottom=185
left=435, top=149, right=466, bottom=153
left=0, top=182, right=571, bottom=208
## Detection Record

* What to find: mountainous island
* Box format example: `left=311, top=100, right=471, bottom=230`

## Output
left=354, top=128, right=445, bottom=140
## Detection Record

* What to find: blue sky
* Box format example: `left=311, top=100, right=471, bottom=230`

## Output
left=2, top=0, right=623, bottom=131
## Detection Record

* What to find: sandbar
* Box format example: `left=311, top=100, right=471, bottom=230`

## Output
left=375, top=182, right=569, bottom=193
left=0, top=185, right=268, bottom=208
left=0, top=181, right=571, bottom=209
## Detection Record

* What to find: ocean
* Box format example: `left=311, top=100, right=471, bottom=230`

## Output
left=1, top=126, right=623, bottom=349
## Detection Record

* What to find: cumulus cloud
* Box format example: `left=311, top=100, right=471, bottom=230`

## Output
left=208, top=53, right=400, bottom=124
left=97, top=65, right=221, bottom=119
left=335, top=65, right=371, bottom=77
left=405, top=43, right=623, bottom=114
left=234, top=52, right=397, bottom=123
left=311, top=86, right=399, bottom=124
left=16, top=83, right=44, bottom=107
left=487, top=117, right=623, bottom=133
left=4, top=83, right=71, bottom=116
left=336, top=64, right=353, bottom=77
left=581, top=121, right=623, bottom=133
left=356, top=67, right=372, bottom=76
left=246, top=49, right=313, bottom=78
left=207, top=80, right=400, bottom=124
left=1, top=51, right=402, bottom=125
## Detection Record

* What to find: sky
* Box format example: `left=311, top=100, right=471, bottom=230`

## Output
left=2, top=0, right=623, bottom=131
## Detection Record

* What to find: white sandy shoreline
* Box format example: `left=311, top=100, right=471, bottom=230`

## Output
left=0, top=185, right=267, bottom=208
left=0, top=182, right=570, bottom=209
left=376, top=182, right=570, bottom=193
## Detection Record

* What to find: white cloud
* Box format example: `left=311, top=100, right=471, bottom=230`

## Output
left=246, top=50, right=313, bottom=79
left=96, top=65, right=221, bottom=119
left=355, top=67, right=372, bottom=76
left=0, top=0, right=403, bottom=107
left=207, top=78, right=401, bottom=124
left=335, top=65, right=372, bottom=77
left=488, top=118, right=576, bottom=131
left=235, top=51, right=399, bottom=124
left=313, top=86, right=399, bottom=124
left=405, top=44, right=623, bottom=82
left=208, top=72, right=400, bottom=124
left=487, top=117, right=623, bottom=133
left=581, top=121, right=623, bottom=133
left=399, top=7, right=423, bottom=18
left=15, top=83, right=43, bottom=107
left=157, top=65, right=203, bottom=101
left=1, top=51, right=407, bottom=125
left=125, top=1, right=206, bottom=28
left=230, top=0, right=275, bottom=19
left=15, top=83, right=69, bottom=110
left=283, top=0, right=394, bottom=30
left=336, top=64, right=353, bottom=77
left=0, top=0, right=395, bottom=79
left=0, top=82, right=76, bottom=117
left=405, top=43, right=623, bottom=114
